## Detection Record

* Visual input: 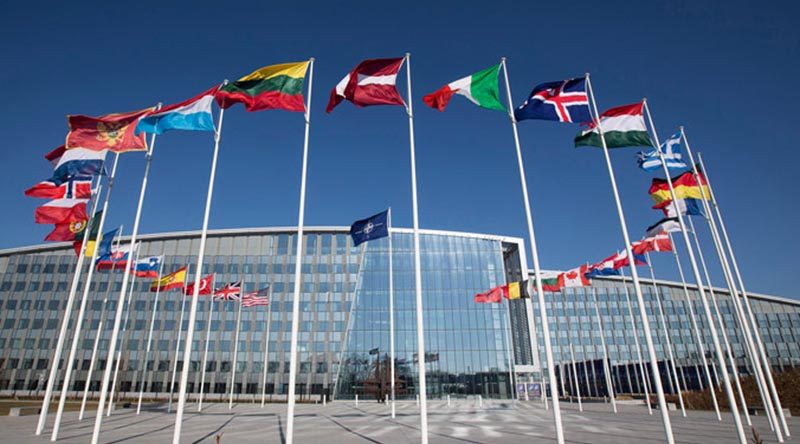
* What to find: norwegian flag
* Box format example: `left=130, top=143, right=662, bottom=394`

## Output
left=326, top=57, right=406, bottom=113
left=213, top=281, right=241, bottom=301
left=25, top=176, right=92, bottom=199
left=242, top=286, right=270, bottom=307
left=514, top=77, right=591, bottom=123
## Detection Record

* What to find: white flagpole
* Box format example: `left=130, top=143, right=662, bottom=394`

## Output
left=261, top=287, right=273, bottom=407
left=49, top=152, right=121, bottom=440
left=79, top=226, right=124, bottom=422
left=403, top=53, right=431, bottom=444
left=643, top=253, right=686, bottom=417
left=643, top=101, right=746, bottom=443
left=686, top=215, right=751, bottom=425
left=36, top=158, right=112, bottom=437
left=585, top=77, right=673, bottom=443
left=285, top=58, right=314, bottom=444
left=108, top=244, right=141, bottom=416
left=388, top=208, right=396, bottom=418
left=91, top=120, right=162, bottom=444
left=331, top=244, right=367, bottom=401
left=198, top=277, right=217, bottom=411
left=168, top=290, right=189, bottom=413
left=590, top=289, right=616, bottom=413
left=569, top=344, right=582, bottom=412
left=619, top=269, right=652, bottom=415
left=229, top=297, right=243, bottom=409
left=697, top=151, right=789, bottom=437
left=501, top=300, right=516, bottom=401
left=500, top=58, right=564, bottom=444
left=170, top=93, right=227, bottom=444
left=138, top=258, right=164, bottom=414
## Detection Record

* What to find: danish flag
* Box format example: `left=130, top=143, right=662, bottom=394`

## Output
left=514, top=77, right=591, bottom=123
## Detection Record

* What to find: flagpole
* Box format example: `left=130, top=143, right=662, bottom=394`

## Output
left=229, top=296, right=243, bottom=409
left=331, top=243, right=367, bottom=400
left=585, top=76, right=673, bottom=443
left=261, top=286, right=273, bottom=407
left=568, top=344, right=582, bottom=412
left=48, top=152, right=120, bottom=440
left=285, top=58, right=314, bottom=444
left=500, top=58, right=564, bottom=444
left=79, top=226, right=124, bottom=422
left=168, top=290, right=189, bottom=413
left=686, top=215, right=751, bottom=425
left=388, top=207, right=396, bottom=418
left=643, top=253, right=686, bottom=417
left=501, top=300, right=516, bottom=401
left=643, top=101, right=746, bottom=444
left=198, top=278, right=216, bottom=411
left=108, top=244, right=141, bottom=416
left=138, top=258, right=164, bottom=414
left=91, top=117, right=162, bottom=444
left=591, top=289, right=616, bottom=413
left=619, top=269, right=652, bottom=415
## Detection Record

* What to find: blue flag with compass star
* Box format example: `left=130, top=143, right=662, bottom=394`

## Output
left=350, top=210, right=389, bottom=247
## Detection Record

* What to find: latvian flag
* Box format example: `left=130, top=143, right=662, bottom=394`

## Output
left=326, top=57, right=406, bottom=113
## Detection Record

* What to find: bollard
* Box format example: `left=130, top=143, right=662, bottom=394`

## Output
left=447, top=394, right=451, bottom=407
left=416, top=394, right=420, bottom=406
left=355, top=394, right=358, bottom=407
left=478, top=394, right=483, bottom=408
left=323, top=394, right=326, bottom=406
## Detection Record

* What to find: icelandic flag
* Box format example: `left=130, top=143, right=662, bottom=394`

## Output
left=51, top=148, right=107, bottom=185
left=131, top=255, right=162, bottom=278
left=350, top=210, right=389, bottom=246
left=136, top=86, right=218, bottom=135
left=514, top=77, right=592, bottom=123
left=637, top=132, right=688, bottom=172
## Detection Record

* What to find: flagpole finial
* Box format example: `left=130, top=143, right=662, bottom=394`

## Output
left=223, top=79, right=229, bottom=86
left=501, top=57, right=507, bottom=62
left=405, top=52, right=411, bottom=58
left=585, top=72, right=590, bottom=78
left=309, top=57, right=315, bottom=62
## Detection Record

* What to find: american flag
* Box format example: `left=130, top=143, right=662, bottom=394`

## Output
left=213, top=281, right=241, bottom=301
left=242, top=286, right=270, bottom=307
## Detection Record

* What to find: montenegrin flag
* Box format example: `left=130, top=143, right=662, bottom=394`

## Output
left=150, top=266, right=187, bottom=292
left=216, top=61, right=309, bottom=112
left=327, top=57, right=405, bottom=113
left=67, top=108, right=154, bottom=153
left=575, top=102, right=653, bottom=148
left=136, top=86, right=218, bottom=134
left=423, top=64, right=505, bottom=112
left=649, top=171, right=710, bottom=205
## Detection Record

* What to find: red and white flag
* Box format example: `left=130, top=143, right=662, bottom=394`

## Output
left=242, top=287, right=270, bottom=307
left=632, top=233, right=673, bottom=255
left=326, top=57, right=405, bottom=113
left=34, top=198, right=89, bottom=224
left=558, top=264, right=590, bottom=288
left=184, top=273, right=214, bottom=296
left=25, top=177, right=92, bottom=199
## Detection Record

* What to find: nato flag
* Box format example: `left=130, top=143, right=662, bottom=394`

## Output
left=350, top=210, right=389, bottom=246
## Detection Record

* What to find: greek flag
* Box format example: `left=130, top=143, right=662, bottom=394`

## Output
left=637, top=132, right=688, bottom=172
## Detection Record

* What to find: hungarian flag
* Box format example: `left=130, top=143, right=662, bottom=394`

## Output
left=503, top=280, right=532, bottom=300
left=423, top=64, right=505, bottom=112
left=25, top=177, right=92, bottom=199
left=326, top=57, right=405, bottom=113
left=150, top=267, right=187, bottom=292
left=474, top=285, right=503, bottom=303
left=34, top=198, right=88, bottom=224
left=649, top=171, right=710, bottom=205
left=67, top=107, right=154, bottom=153
left=632, top=233, right=673, bottom=255
left=45, top=218, right=88, bottom=242
left=575, top=102, right=653, bottom=148
left=558, top=265, right=590, bottom=288
left=184, top=273, right=214, bottom=295
left=216, top=62, right=309, bottom=112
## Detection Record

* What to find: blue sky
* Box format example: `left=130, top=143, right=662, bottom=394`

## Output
left=1, top=1, right=798, bottom=297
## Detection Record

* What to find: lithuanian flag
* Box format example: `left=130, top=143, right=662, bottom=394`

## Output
left=150, top=266, right=187, bottom=292
left=215, top=61, right=309, bottom=112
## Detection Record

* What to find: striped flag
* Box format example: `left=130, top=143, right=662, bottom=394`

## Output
left=242, top=286, right=270, bottom=307
left=637, top=132, right=687, bottom=171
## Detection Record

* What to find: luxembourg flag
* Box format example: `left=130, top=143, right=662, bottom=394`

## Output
left=136, top=86, right=218, bottom=135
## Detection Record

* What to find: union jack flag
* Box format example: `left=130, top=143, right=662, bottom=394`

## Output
left=213, top=281, right=241, bottom=301
left=242, top=286, right=270, bottom=307
left=514, top=77, right=591, bottom=123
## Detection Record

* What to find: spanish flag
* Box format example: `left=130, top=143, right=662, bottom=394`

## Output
left=150, top=266, right=187, bottom=292
left=649, top=171, right=710, bottom=205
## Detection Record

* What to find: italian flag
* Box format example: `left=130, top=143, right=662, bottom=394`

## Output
left=575, top=102, right=653, bottom=148
left=423, top=64, right=505, bottom=112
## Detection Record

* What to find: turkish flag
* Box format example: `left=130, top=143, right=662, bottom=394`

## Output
left=184, top=274, right=214, bottom=296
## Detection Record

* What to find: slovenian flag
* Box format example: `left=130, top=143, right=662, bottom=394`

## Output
left=131, top=255, right=162, bottom=278
left=136, top=86, right=218, bottom=135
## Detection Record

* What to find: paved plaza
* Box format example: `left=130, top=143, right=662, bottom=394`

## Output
left=0, top=399, right=794, bottom=443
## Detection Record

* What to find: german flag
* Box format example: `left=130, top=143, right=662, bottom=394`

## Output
left=150, top=266, right=187, bottom=292
left=649, top=171, right=710, bottom=205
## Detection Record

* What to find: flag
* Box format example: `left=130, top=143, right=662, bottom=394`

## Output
left=654, top=198, right=703, bottom=218
left=216, top=62, right=309, bottom=112
left=45, top=218, right=88, bottom=242
left=611, top=249, right=648, bottom=268
left=422, top=64, right=504, bottom=112
left=184, top=274, right=214, bottom=295
left=73, top=210, right=102, bottom=256
left=66, top=108, right=153, bottom=153
left=326, top=57, right=405, bottom=113
left=51, top=148, right=107, bottom=185
left=242, top=287, right=270, bottom=307
left=474, top=285, right=503, bottom=303
left=646, top=217, right=681, bottom=237
left=369, top=347, right=380, bottom=355
left=649, top=171, right=710, bottom=205
left=632, top=233, right=673, bottom=255
left=214, top=282, right=242, bottom=301
left=34, top=198, right=88, bottom=224
left=637, top=132, right=687, bottom=171
left=25, top=177, right=92, bottom=199
left=503, top=280, right=532, bottom=300
left=514, top=77, right=591, bottom=123
left=575, top=102, right=653, bottom=148
left=96, top=244, right=135, bottom=270
left=150, top=267, right=187, bottom=292
left=45, top=145, right=66, bottom=167
left=586, top=255, right=621, bottom=278
left=540, top=276, right=563, bottom=292
left=350, top=210, right=389, bottom=247
left=93, top=228, right=120, bottom=260
left=131, top=256, right=162, bottom=278
left=558, top=265, right=591, bottom=288
left=136, top=86, right=218, bottom=134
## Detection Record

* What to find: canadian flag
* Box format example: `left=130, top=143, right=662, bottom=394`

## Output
left=558, top=264, right=590, bottom=288
left=326, top=57, right=406, bottom=113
